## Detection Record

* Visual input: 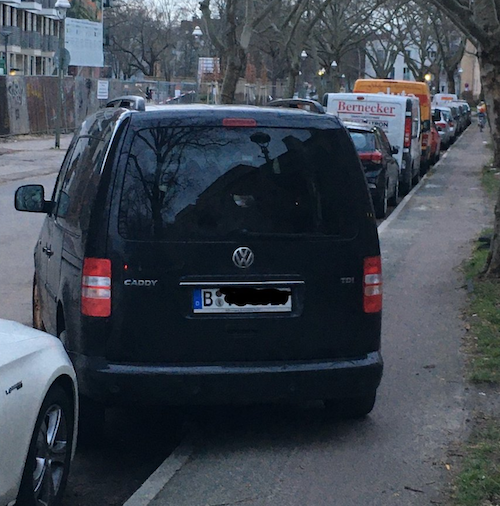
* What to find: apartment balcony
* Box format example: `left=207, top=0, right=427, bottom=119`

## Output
left=39, top=8, right=58, bottom=19
left=41, top=33, right=58, bottom=52
left=21, top=30, right=42, bottom=49
left=2, top=0, right=22, bottom=6
left=2, top=26, right=21, bottom=47
left=18, top=0, right=42, bottom=13
left=3, top=27, right=57, bottom=55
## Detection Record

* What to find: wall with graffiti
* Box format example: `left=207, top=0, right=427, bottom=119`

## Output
left=0, top=76, right=132, bottom=136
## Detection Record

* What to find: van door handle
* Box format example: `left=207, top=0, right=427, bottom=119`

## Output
left=42, top=246, right=54, bottom=257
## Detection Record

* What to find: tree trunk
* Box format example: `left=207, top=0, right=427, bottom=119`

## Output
left=284, top=65, right=299, bottom=99
left=481, top=43, right=500, bottom=276
left=446, top=69, right=456, bottom=94
left=220, top=48, right=246, bottom=104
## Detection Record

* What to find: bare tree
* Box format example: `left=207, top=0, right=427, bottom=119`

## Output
left=199, top=0, right=282, bottom=104
left=423, top=0, right=500, bottom=276
left=105, top=0, right=176, bottom=79
left=427, top=6, right=466, bottom=94
left=364, top=32, right=400, bottom=79
left=309, top=0, right=400, bottom=95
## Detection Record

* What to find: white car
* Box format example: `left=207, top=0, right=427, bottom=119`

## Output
left=0, top=319, right=78, bottom=506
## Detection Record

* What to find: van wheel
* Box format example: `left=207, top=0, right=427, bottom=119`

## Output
left=412, top=168, right=421, bottom=186
left=400, top=179, right=411, bottom=196
left=324, top=392, right=376, bottom=420
left=78, top=396, right=106, bottom=445
left=388, top=178, right=399, bottom=207
left=32, top=276, right=46, bottom=331
left=374, top=184, right=388, bottom=219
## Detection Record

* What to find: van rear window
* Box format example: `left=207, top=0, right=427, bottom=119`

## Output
left=118, top=126, right=359, bottom=241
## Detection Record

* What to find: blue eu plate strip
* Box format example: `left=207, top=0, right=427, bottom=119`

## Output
left=193, top=289, right=202, bottom=309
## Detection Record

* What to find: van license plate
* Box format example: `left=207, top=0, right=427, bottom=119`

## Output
left=193, top=287, right=292, bottom=313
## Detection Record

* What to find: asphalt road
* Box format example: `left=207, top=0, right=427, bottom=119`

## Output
left=0, top=125, right=492, bottom=505
left=0, top=145, right=185, bottom=506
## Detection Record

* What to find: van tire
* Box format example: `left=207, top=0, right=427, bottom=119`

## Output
left=388, top=179, right=399, bottom=207
left=32, top=276, right=45, bottom=331
left=324, top=392, right=376, bottom=419
left=412, top=167, right=421, bottom=186
left=78, top=395, right=106, bottom=445
left=374, top=184, right=388, bottom=219
left=400, top=178, right=411, bottom=196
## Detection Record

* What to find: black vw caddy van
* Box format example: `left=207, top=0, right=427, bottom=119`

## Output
left=15, top=99, right=383, bottom=431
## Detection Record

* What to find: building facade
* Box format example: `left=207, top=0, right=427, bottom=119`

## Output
left=0, top=0, right=60, bottom=76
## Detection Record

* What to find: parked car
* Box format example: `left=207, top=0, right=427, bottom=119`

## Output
left=432, top=107, right=453, bottom=149
left=0, top=319, right=78, bottom=506
left=432, top=93, right=458, bottom=106
left=457, top=100, right=472, bottom=127
left=429, top=119, right=442, bottom=164
left=449, top=104, right=464, bottom=135
left=434, top=106, right=457, bottom=144
left=15, top=97, right=384, bottom=431
left=323, top=92, right=421, bottom=195
left=345, top=122, right=400, bottom=218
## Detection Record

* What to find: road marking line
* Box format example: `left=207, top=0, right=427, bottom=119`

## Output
left=123, top=431, right=195, bottom=506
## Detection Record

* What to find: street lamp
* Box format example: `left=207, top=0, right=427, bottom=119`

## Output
left=299, top=50, right=307, bottom=98
left=331, top=60, right=339, bottom=92
left=54, top=0, right=70, bottom=149
left=457, top=67, right=463, bottom=98
left=192, top=25, right=203, bottom=85
left=0, top=30, right=11, bottom=75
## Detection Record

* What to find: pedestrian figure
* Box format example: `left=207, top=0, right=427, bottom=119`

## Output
left=478, top=101, right=487, bottom=132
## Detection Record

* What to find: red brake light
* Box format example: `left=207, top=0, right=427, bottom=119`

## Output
left=359, top=151, right=383, bottom=164
left=404, top=117, right=411, bottom=148
left=82, top=258, right=111, bottom=317
left=363, top=256, right=382, bottom=313
left=222, top=118, right=257, bottom=127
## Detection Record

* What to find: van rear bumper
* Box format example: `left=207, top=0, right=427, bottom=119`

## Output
left=73, top=351, right=383, bottom=406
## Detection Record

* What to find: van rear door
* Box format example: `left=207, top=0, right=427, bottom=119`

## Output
left=103, top=121, right=381, bottom=365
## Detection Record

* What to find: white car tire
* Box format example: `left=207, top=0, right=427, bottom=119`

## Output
left=16, top=384, right=74, bottom=506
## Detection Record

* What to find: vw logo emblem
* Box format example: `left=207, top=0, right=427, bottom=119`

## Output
left=232, top=247, right=254, bottom=269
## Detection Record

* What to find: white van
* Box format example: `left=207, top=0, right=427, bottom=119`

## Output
left=323, top=92, right=421, bottom=194
left=432, top=93, right=458, bottom=107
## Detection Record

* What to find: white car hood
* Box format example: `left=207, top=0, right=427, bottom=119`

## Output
left=0, top=319, right=56, bottom=367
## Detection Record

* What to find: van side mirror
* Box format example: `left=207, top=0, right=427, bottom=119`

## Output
left=15, top=185, right=52, bottom=213
left=391, top=146, right=399, bottom=155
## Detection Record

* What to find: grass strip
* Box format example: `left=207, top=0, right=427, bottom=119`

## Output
left=451, top=161, right=500, bottom=504
left=453, top=418, right=500, bottom=505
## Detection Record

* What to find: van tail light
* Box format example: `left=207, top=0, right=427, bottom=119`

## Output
left=82, top=258, right=111, bottom=317
left=359, top=151, right=383, bottom=164
left=363, top=256, right=382, bottom=313
left=404, top=117, right=411, bottom=148
left=421, top=132, right=430, bottom=148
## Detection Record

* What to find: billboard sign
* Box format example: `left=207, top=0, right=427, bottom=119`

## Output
left=65, top=0, right=104, bottom=67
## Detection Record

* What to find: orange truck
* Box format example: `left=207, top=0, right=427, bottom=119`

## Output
left=353, top=79, right=432, bottom=174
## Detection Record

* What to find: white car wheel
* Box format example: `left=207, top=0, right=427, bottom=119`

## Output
left=16, top=384, right=74, bottom=506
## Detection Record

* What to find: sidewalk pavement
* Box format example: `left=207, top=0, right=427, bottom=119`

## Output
left=0, top=134, right=72, bottom=184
